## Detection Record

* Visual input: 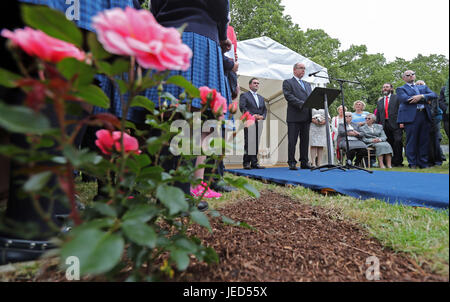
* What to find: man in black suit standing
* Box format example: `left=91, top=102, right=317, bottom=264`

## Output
left=375, top=83, right=404, bottom=167
left=282, top=63, right=313, bottom=170
left=239, top=78, right=267, bottom=169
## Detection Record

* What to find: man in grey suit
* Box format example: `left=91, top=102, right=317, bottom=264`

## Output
left=239, top=78, right=267, bottom=169
left=375, top=83, right=404, bottom=166
left=282, top=63, right=313, bottom=170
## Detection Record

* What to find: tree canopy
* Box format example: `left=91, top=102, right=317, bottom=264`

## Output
left=230, top=0, right=449, bottom=115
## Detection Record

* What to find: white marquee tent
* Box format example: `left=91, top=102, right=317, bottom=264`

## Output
left=224, top=36, right=332, bottom=166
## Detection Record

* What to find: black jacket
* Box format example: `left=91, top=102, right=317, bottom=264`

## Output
left=282, top=77, right=312, bottom=123
left=376, top=94, right=400, bottom=129
left=239, top=91, right=267, bottom=119
left=150, top=0, right=229, bottom=43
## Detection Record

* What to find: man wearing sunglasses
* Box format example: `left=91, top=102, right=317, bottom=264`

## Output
left=396, top=70, right=438, bottom=169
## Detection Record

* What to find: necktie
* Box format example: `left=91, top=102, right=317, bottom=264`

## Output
left=411, top=85, right=424, bottom=109
left=384, top=96, right=389, bottom=119
left=253, top=93, right=259, bottom=108
left=298, top=79, right=305, bottom=90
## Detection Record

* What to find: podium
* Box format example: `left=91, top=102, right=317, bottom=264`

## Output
left=303, top=87, right=343, bottom=171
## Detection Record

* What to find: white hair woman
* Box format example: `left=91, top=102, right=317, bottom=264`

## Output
left=359, top=114, right=393, bottom=168
left=351, top=100, right=370, bottom=127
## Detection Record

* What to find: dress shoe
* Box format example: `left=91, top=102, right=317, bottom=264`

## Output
left=300, top=163, right=313, bottom=170
left=0, top=236, right=56, bottom=265
left=210, top=182, right=237, bottom=193
left=197, top=201, right=209, bottom=212
left=243, top=165, right=252, bottom=170
left=251, top=164, right=265, bottom=169
left=289, top=165, right=298, bottom=171
left=408, top=165, right=418, bottom=169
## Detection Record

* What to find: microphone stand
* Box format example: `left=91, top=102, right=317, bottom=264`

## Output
left=311, top=74, right=373, bottom=173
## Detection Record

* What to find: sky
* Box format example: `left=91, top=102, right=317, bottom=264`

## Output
left=280, top=0, right=449, bottom=62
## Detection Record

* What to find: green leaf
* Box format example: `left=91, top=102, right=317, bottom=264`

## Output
left=122, top=204, right=158, bottom=223
left=224, top=176, right=260, bottom=198
left=87, top=32, right=111, bottom=60
left=73, top=85, right=110, bottom=108
left=130, top=95, right=155, bottom=113
left=190, top=211, right=212, bottom=232
left=57, top=58, right=95, bottom=88
left=166, top=75, right=199, bottom=98
left=92, top=203, right=117, bottom=217
left=122, top=220, right=157, bottom=248
left=111, top=59, right=130, bottom=75
left=63, top=145, right=102, bottom=168
left=0, top=102, right=51, bottom=134
left=174, top=238, right=198, bottom=254
left=170, top=249, right=190, bottom=271
left=156, top=184, right=188, bottom=215
left=23, top=171, right=52, bottom=192
left=61, top=228, right=124, bottom=275
left=0, top=68, right=21, bottom=88
left=21, top=4, right=83, bottom=47
left=134, top=154, right=151, bottom=168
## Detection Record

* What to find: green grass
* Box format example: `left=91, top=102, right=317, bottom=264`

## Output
left=218, top=171, right=449, bottom=276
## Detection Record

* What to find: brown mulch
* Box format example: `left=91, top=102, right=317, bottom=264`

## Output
left=172, top=190, right=447, bottom=282
left=2, top=191, right=447, bottom=282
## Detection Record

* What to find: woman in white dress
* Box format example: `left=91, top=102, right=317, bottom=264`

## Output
left=331, top=105, right=347, bottom=157
left=309, top=108, right=330, bottom=167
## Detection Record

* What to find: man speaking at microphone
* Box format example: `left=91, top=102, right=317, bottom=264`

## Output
left=283, top=63, right=313, bottom=170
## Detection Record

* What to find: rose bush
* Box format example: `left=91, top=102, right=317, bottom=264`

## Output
left=0, top=4, right=257, bottom=281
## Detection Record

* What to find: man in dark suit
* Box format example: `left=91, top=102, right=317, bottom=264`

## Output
left=375, top=83, right=404, bottom=167
left=239, top=78, right=267, bottom=169
left=282, top=63, right=313, bottom=170
left=396, top=70, right=438, bottom=169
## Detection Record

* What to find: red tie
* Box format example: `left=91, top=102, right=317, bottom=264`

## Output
left=384, top=96, right=389, bottom=119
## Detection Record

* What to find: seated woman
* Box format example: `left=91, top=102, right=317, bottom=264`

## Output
left=338, top=112, right=368, bottom=166
left=360, top=114, right=393, bottom=169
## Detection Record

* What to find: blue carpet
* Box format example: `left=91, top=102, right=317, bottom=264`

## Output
left=226, top=168, right=449, bottom=210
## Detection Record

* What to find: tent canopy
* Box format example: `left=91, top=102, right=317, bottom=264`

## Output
left=236, top=36, right=329, bottom=100
left=225, top=36, right=332, bottom=166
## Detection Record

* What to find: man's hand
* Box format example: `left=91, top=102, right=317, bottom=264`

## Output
left=399, top=123, right=404, bottom=129
left=254, top=114, right=264, bottom=120
left=408, top=95, right=423, bottom=104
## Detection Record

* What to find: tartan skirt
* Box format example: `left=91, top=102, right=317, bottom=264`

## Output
left=94, top=32, right=231, bottom=122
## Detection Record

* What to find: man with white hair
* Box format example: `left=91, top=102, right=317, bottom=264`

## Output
left=396, top=70, right=437, bottom=169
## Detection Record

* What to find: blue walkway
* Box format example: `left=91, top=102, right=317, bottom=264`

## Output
left=226, top=168, right=449, bottom=210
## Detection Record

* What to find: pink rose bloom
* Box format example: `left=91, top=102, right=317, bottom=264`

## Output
left=212, top=95, right=227, bottom=118
left=1, top=27, right=85, bottom=63
left=240, top=111, right=255, bottom=127
left=92, top=7, right=192, bottom=71
left=95, top=130, right=141, bottom=155
left=199, top=86, right=217, bottom=106
left=228, top=102, right=238, bottom=115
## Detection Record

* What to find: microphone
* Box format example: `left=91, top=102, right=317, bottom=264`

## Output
left=308, top=70, right=322, bottom=77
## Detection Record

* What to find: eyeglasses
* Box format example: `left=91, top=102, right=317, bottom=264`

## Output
left=345, top=116, right=352, bottom=118
left=365, top=117, right=371, bottom=120
left=405, top=73, right=415, bottom=77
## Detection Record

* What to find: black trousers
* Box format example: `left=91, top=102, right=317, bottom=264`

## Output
left=287, top=121, right=310, bottom=166
left=383, top=122, right=403, bottom=166
left=243, top=121, right=263, bottom=167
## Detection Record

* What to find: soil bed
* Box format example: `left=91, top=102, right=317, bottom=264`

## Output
left=173, top=190, right=447, bottom=282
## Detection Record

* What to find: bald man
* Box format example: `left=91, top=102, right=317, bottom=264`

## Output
left=282, top=63, right=313, bottom=170
left=396, top=70, right=437, bottom=169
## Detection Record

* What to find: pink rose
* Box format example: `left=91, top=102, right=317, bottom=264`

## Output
left=95, top=130, right=142, bottom=155
left=228, top=102, right=238, bottom=115
left=212, top=95, right=227, bottom=118
left=240, top=111, right=256, bottom=127
left=1, top=27, right=85, bottom=63
left=199, top=86, right=217, bottom=106
left=92, top=7, right=192, bottom=71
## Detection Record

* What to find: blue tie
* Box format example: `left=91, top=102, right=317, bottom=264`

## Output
left=298, top=79, right=306, bottom=90
left=411, top=84, right=424, bottom=109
